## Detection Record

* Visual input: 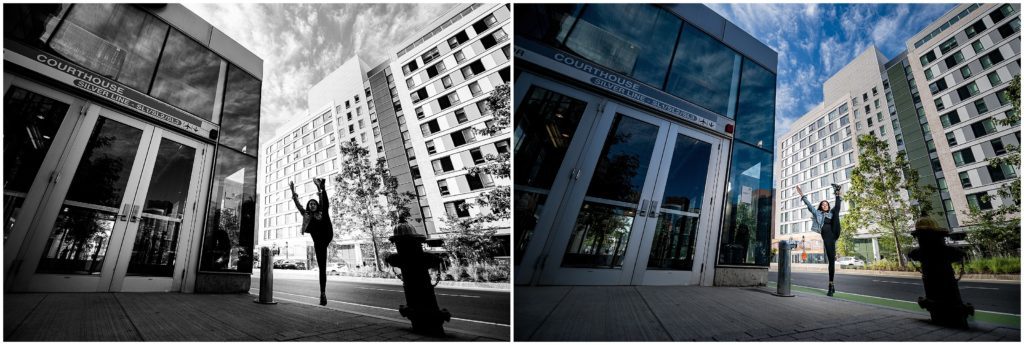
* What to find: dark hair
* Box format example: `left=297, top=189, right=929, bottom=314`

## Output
left=817, top=200, right=830, bottom=212
left=307, top=199, right=319, bottom=210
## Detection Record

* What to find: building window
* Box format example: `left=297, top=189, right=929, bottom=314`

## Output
left=432, top=156, right=454, bottom=173
left=473, top=14, right=498, bottom=33
left=990, top=3, right=1016, bottom=23
left=971, top=40, right=985, bottom=54
left=460, top=60, right=486, bottom=79
left=402, top=60, right=419, bottom=75
left=971, top=118, right=996, bottom=137
left=469, top=81, right=483, bottom=96
left=997, top=88, right=1011, bottom=106
left=469, top=147, right=485, bottom=164
left=666, top=23, right=742, bottom=117
left=997, top=18, right=1020, bottom=39
left=966, top=192, right=993, bottom=210
left=952, top=148, right=976, bottom=166
left=964, top=20, right=987, bottom=39
left=991, top=138, right=1007, bottom=156
left=444, top=200, right=471, bottom=218
left=956, top=82, right=980, bottom=100
left=959, top=66, right=972, bottom=78
left=959, top=171, right=972, bottom=188
left=938, top=37, right=959, bottom=54
left=935, top=98, right=945, bottom=111
left=454, top=109, right=469, bottom=124
left=466, top=172, right=493, bottom=190
left=481, top=28, right=509, bottom=49
left=149, top=29, right=226, bottom=121
left=415, top=106, right=425, bottom=119
left=442, top=76, right=453, bottom=89
left=979, top=50, right=1005, bottom=70
left=421, top=47, right=440, bottom=64
left=426, top=140, right=436, bottom=154
left=940, top=111, right=961, bottom=128
left=220, top=65, right=263, bottom=154
left=437, top=180, right=450, bottom=196
left=924, top=68, right=935, bottom=80
left=988, top=72, right=1003, bottom=86
left=426, top=61, right=446, bottom=78
left=719, top=141, right=773, bottom=266
left=438, top=92, right=459, bottom=110
left=946, top=132, right=958, bottom=147
left=448, top=30, right=469, bottom=49
left=974, top=99, right=989, bottom=114
left=454, top=50, right=466, bottom=63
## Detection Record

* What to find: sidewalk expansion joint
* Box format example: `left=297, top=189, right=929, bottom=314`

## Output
left=634, top=285, right=674, bottom=340
left=112, top=293, right=145, bottom=341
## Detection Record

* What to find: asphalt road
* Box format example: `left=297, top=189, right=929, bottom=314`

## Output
left=249, top=274, right=510, bottom=339
left=769, top=271, right=1020, bottom=314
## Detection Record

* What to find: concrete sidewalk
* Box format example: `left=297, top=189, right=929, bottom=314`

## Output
left=515, top=285, right=1020, bottom=341
left=4, top=292, right=503, bottom=341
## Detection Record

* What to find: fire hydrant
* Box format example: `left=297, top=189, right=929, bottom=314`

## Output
left=384, top=219, right=451, bottom=336
left=907, top=217, right=974, bottom=328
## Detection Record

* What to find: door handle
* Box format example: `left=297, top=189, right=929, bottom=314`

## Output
left=637, top=199, right=648, bottom=217
left=649, top=200, right=659, bottom=218
left=130, top=205, right=140, bottom=223
left=119, top=203, right=131, bottom=221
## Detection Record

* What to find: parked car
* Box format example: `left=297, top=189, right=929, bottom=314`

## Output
left=328, top=261, right=348, bottom=275
left=277, top=259, right=307, bottom=270
left=272, top=259, right=286, bottom=269
left=837, top=256, right=865, bottom=268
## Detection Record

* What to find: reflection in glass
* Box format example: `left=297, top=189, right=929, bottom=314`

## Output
left=648, top=134, right=712, bottom=270
left=219, top=65, right=262, bottom=154
left=512, top=86, right=588, bottom=264
left=562, top=114, right=658, bottom=268
left=734, top=59, right=777, bottom=151
left=48, top=4, right=169, bottom=91
left=3, top=4, right=69, bottom=46
left=36, top=117, right=143, bottom=274
left=563, top=4, right=682, bottom=88
left=200, top=148, right=256, bottom=273
left=150, top=29, right=225, bottom=121
left=514, top=3, right=582, bottom=44
left=4, top=87, right=71, bottom=241
left=127, top=139, right=196, bottom=277
left=666, top=24, right=741, bottom=117
left=719, top=142, right=773, bottom=266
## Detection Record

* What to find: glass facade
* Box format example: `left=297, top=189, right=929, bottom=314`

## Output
left=5, top=4, right=263, bottom=282
left=516, top=3, right=776, bottom=121
left=200, top=148, right=257, bottom=273
left=719, top=142, right=773, bottom=266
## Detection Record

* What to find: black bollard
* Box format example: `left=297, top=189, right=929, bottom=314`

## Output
left=908, top=217, right=973, bottom=328
left=385, top=221, right=451, bottom=336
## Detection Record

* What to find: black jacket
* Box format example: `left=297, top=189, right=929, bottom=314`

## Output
left=293, top=185, right=332, bottom=236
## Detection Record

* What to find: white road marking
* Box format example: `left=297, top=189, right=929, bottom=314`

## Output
left=348, top=285, right=481, bottom=298
left=872, top=279, right=921, bottom=285
left=250, top=288, right=509, bottom=327
left=770, top=282, right=1019, bottom=316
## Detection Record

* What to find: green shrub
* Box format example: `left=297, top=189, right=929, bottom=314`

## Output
left=964, top=256, right=1020, bottom=274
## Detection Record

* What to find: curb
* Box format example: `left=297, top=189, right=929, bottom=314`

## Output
left=769, top=268, right=1020, bottom=283
left=252, top=269, right=511, bottom=291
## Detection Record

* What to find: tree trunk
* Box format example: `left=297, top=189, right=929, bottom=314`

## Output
left=369, top=224, right=384, bottom=272
left=892, top=226, right=906, bottom=268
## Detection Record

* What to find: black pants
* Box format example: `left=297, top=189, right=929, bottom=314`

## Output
left=824, top=240, right=837, bottom=282
left=311, top=230, right=333, bottom=295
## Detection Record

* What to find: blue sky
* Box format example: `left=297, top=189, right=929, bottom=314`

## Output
left=707, top=3, right=956, bottom=145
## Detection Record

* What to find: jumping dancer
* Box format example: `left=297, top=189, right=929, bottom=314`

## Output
left=290, top=178, right=333, bottom=305
left=796, top=183, right=842, bottom=296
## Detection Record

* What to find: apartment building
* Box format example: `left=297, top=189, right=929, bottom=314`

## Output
left=257, top=3, right=513, bottom=266
left=366, top=3, right=512, bottom=253
left=906, top=3, right=1020, bottom=240
left=774, top=3, right=1020, bottom=261
left=258, top=57, right=378, bottom=267
left=774, top=47, right=898, bottom=263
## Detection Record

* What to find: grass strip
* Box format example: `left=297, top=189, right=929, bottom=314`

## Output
left=765, top=281, right=1020, bottom=328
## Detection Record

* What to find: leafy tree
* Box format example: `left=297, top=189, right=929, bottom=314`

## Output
left=331, top=140, right=414, bottom=272
left=965, top=74, right=1020, bottom=257
left=845, top=134, right=935, bottom=268
left=836, top=217, right=856, bottom=258
left=440, top=83, right=511, bottom=263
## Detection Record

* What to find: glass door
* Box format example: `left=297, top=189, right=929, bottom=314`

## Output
left=10, top=105, right=207, bottom=292
left=512, top=74, right=606, bottom=285
left=109, top=129, right=207, bottom=292
left=538, top=104, right=672, bottom=285
left=2, top=77, right=89, bottom=285
left=630, top=125, right=726, bottom=285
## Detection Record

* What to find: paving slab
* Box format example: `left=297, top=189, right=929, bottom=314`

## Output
left=527, top=286, right=671, bottom=341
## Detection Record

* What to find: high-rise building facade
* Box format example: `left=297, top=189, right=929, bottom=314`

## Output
left=513, top=4, right=778, bottom=286
left=905, top=3, right=1019, bottom=241
left=774, top=47, right=901, bottom=263
left=258, top=57, right=378, bottom=267
left=366, top=3, right=512, bottom=252
left=774, top=3, right=1020, bottom=260
left=4, top=4, right=263, bottom=293
left=257, top=3, right=513, bottom=265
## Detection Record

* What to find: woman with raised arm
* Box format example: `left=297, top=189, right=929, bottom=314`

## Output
left=290, top=178, right=334, bottom=305
left=795, top=183, right=843, bottom=296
